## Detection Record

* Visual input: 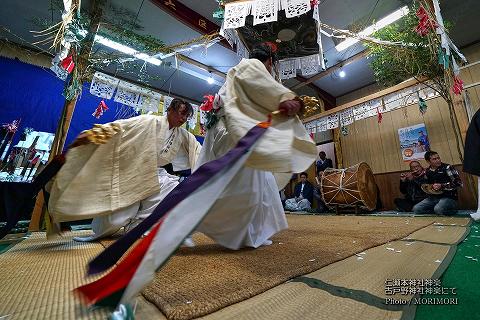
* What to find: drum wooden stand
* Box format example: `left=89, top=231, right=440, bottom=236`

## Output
left=320, top=162, right=378, bottom=212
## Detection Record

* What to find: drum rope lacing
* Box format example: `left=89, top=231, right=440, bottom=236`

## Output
left=321, top=164, right=363, bottom=206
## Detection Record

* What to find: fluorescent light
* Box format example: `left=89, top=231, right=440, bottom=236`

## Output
left=335, top=6, right=410, bottom=51
left=94, top=35, right=162, bottom=66
left=339, top=70, right=346, bottom=78
left=207, top=76, right=214, bottom=84
left=178, top=65, right=224, bottom=86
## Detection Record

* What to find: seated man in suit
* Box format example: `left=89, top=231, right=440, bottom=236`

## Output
left=284, top=172, right=314, bottom=211
left=316, top=151, right=333, bottom=176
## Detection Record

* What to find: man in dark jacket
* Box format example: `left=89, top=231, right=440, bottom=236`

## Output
left=316, top=151, right=333, bottom=176
left=284, top=172, right=314, bottom=211
left=413, top=151, right=463, bottom=215
left=394, top=161, right=428, bottom=211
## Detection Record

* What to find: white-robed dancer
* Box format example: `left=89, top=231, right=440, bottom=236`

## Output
left=463, top=108, right=480, bottom=221
left=74, top=45, right=317, bottom=309
left=194, top=43, right=317, bottom=249
left=48, top=99, right=201, bottom=242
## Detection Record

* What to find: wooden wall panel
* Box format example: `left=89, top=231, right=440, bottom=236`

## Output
left=365, top=116, right=386, bottom=173
left=437, top=98, right=462, bottom=164
left=425, top=99, right=455, bottom=164
left=341, top=127, right=356, bottom=168
left=352, top=119, right=373, bottom=169
left=378, top=111, right=402, bottom=172
left=389, top=107, right=410, bottom=172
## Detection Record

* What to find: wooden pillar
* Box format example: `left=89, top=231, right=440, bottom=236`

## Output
left=333, top=128, right=343, bottom=169
left=29, top=0, right=102, bottom=231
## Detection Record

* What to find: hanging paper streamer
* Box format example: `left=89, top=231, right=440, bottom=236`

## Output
left=90, top=72, right=120, bottom=100
left=279, top=59, right=297, bottom=79
left=252, top=0, right=279, bottom=26
left=134, top=88, right=163, bottom=113
left=326, top=113, right=339, bottom=129
left=317, top=117, right=327, bottom=132
left=341, top=126, right=348, bottom=136
left=437, top=47, right=450, bottom=69
left=281, top=0, right=311, bottom=18
left=236, top=39, right=249, bottom=59
left=92, top=100, right=109, bottom=119
left=163, top=96, right=174, bottom=112
left=339, top=108, right=354, bottom=127
left=114, top=81, right=142, bottom=108
left=377, top=106, right=383, bottom=124
left=50, top=54, right=69, bottom=81
left=188, top=105, right=199, bottom=130
left=223, top=1, right=251, bottom=29
left=220, top=26, right=237, bottom=48
left=418, top=92, right=428, bottom=115
left=311, top=121, right=317, bottom=134
left=300, top=54, right=321, bottom=76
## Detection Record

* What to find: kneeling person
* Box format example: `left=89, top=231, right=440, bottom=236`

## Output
left=48, top=99, right=201, bottom=242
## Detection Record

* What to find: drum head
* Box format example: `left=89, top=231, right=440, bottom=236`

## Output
left=356, top=163, right=378, bottom=211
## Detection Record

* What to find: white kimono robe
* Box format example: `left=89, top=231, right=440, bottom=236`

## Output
left=195, top=59, right=317, bottom=249
left=49, top=115, right=201, bottom=232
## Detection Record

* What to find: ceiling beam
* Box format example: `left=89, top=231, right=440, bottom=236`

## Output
left=149, top=0, right=230, bottom=49
left=291, top=50, right=369, bottom=90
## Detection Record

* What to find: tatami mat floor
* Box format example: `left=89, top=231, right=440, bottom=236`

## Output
left=0, top=216, right=471, bottom=320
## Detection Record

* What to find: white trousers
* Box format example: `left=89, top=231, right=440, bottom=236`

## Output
left=285, top=198, right=311, bottom=211
left=90, top=168, right=179, bottom=239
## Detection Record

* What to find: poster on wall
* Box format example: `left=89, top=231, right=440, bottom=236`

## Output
left=398, top=123, right=431, bottom=161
